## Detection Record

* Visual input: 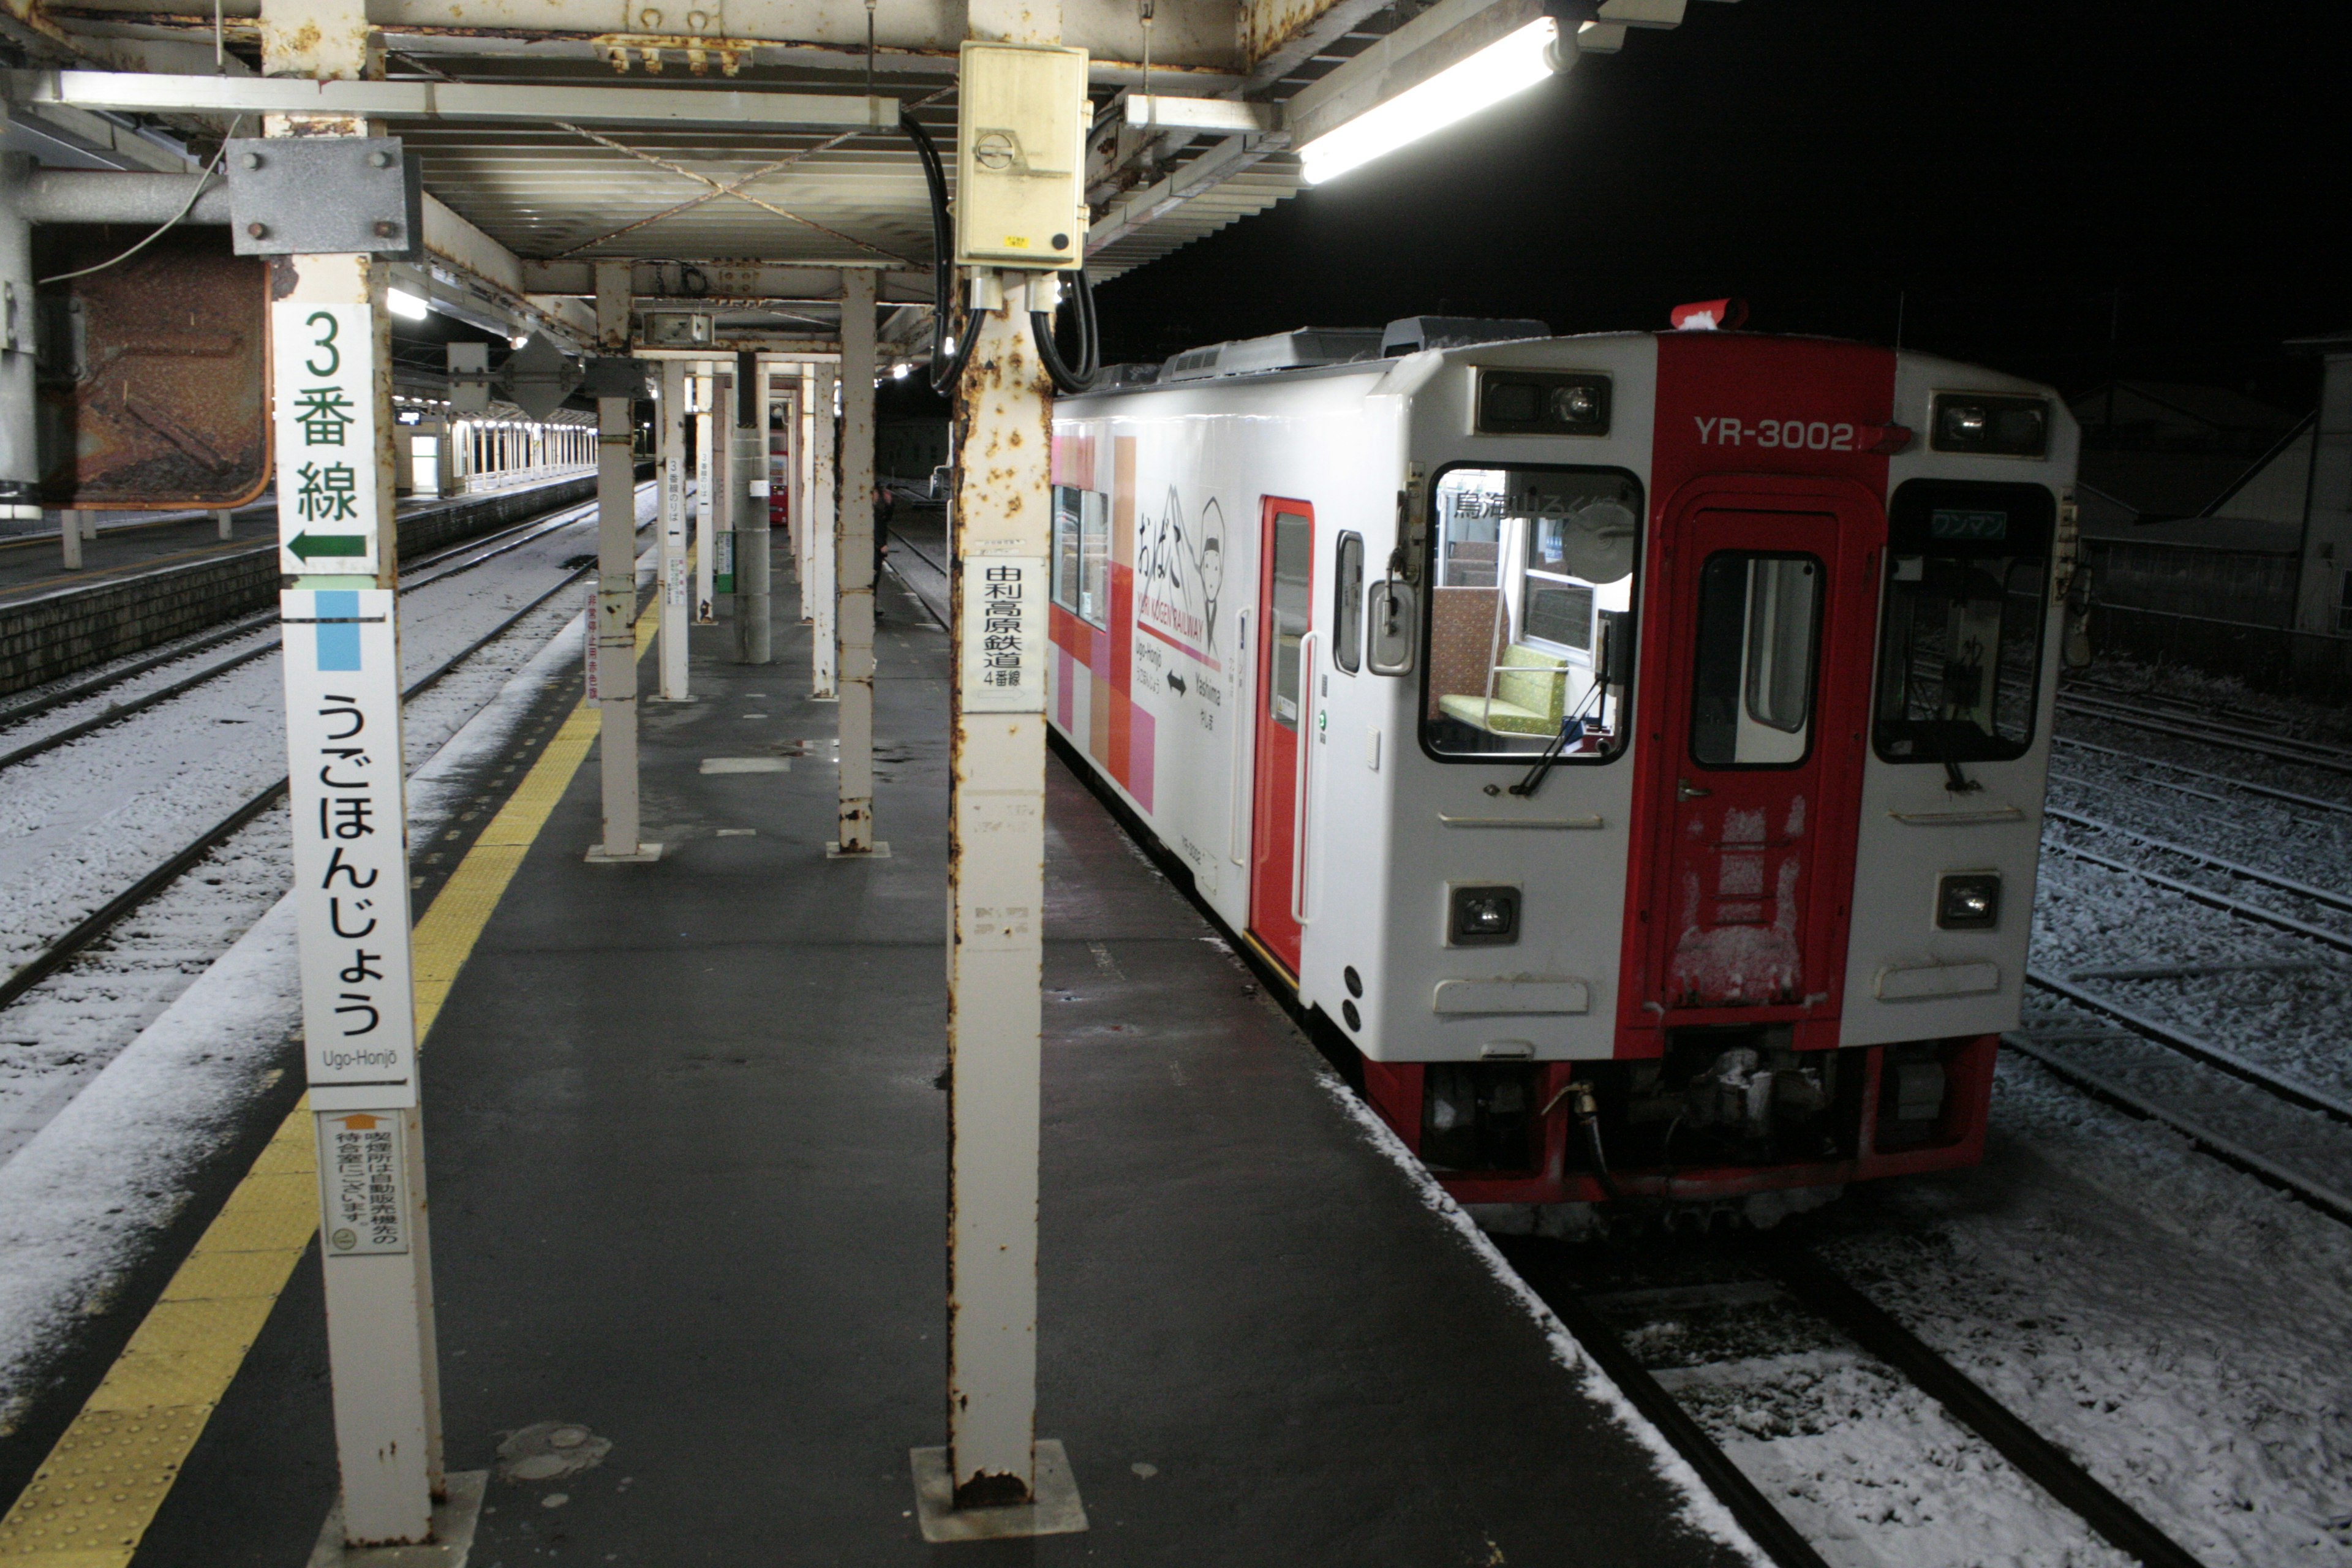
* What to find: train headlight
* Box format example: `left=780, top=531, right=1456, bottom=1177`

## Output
left=1448, top=884, right=1520, bottom=946
left=1936, top=872, right=2001, bottom=930
left=1929, top=393, right=2049, bottom=457
left=1476, top=370, right=1611, bottom=436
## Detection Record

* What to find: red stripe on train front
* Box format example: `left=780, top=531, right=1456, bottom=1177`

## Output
left=1614, top=333, right=1898, bottom=1057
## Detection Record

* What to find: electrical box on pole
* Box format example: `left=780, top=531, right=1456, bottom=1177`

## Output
left=952, top=42, right=1091, bottom=270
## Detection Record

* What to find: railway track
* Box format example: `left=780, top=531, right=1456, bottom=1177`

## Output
left=0, top=498, right=646, bottom=1014
left=2058, top=689, right=2352, bottom=783
left=1501, top=1234, right=2211, bottom=1568
left=0, top=488, right=641, bottom=774
left=2063, top=677, right=2352, bottom=764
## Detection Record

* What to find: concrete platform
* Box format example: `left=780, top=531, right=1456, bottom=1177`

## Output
left=112, top=543, right=1752, bottom=1566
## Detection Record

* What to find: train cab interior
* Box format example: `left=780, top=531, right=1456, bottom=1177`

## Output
left=1423, top=466, right=1640, bottom=760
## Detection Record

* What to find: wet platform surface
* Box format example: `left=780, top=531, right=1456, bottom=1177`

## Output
left=121, top=543, right=1746, bottom=1566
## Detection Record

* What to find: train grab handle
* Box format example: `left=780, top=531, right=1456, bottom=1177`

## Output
left=1293, top=629, right=1321, bottom=927
left=1366, top=579, right=1415, bottom=676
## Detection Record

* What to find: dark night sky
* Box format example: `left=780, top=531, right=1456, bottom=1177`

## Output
left=1085, top=0, right=2350, bottom=412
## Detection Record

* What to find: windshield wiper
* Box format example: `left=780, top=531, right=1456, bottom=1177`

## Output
left=1510, top=713, right=1591, bottom=798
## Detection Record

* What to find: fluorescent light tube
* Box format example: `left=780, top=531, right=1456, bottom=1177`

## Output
left=387, top=286, right=429, bottom=320
left=1300, top=17, right=1561, bottom=186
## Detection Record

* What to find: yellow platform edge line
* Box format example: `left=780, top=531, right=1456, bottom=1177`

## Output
left=0, top=604, right=653, bottom=1567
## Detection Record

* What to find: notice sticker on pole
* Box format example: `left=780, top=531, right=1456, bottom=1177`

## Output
left=584, top=583, right=601, bottom=706
left=960, top=554, right=1048, bottom=712
left=273, top=303, right=381, bottom=576
left=316, top=1110, right=412, bottom=1256
left=282, top=587, right=418, bottom=1110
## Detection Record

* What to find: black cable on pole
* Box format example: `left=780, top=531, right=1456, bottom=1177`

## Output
left=900, top=108, right=979, bottom=396
left=1030, top=265, right=1099, bottom=395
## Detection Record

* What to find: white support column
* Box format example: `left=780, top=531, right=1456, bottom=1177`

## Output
left=733, top=353, right=770, bottom=663
left=693, top=369, right=716, bottom=622
left=657, top=360, right=688, bottom=700
left=810, top=361, right=839, bottom=699
left=216, top=508, right=234, bottom=540
left=257, top=0, right=453, bottom=1540
left=61, top=510, right=81, bottom=569
left=797, top=364, right=818, bottom=597
left=589, top=261, right=655, bottom=862
left=836, top=271, right=880, bottom=854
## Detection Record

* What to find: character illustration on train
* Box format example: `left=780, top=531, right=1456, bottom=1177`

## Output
left=1044, top=314, right=2080, bottom=1229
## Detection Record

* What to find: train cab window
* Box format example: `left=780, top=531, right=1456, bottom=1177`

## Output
left=1334, top=532, right=1365, bottom=673
left=1052, top=484, right=1111, bottom=629
left=1874, top=480, right=2055, bottom=764
left=1270, top=510, right=1313, bottom=728
left=1691, top=553, right=1822, bottom=767
left=1422, top=465, right=1642, bottom=760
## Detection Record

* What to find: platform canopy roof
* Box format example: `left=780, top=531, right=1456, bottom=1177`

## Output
left=2, top=0, right=1724, bottom=349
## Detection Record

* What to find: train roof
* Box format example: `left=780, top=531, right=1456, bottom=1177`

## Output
left=1060, top=327, right=2062, bottom=407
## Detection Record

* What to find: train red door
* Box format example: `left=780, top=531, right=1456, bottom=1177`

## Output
left=1634, top=492, right=1876, bottom=1048
left=1249, top=499, right=1314, bottom=974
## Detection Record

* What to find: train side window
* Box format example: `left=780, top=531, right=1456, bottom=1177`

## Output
left=1691, top=552, right=1821, bottom=767
left=1052, top=484, right=1111, bottom=629
left=1334, top=532, right=1364, bottom=673
left=1420, top=464, right=1642, bottom=761
left=1270, top=511, right=1313, bottom=728
left=1051, top=486, right=1082, bottom=614
left=1874, top=480, right=2054, bottom=764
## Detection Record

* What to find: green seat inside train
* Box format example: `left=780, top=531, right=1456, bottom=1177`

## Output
left=1437, top=644, right=1570, bottom=736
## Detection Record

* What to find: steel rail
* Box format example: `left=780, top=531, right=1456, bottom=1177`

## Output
left=2041, top=840, right=2352, bottom=958
left=0, top=493, right=631, bottom=774
left=2052, top=736, right=2352, bottom=818
left=2024, top=970, right=2352, bottom=1127
left=2059, top=693, right=2352, bottom=780
left=1496, top=1241, right=1836, bottom=1568
left=2061, top=682, right=2352, bottom=766
left=0, top=552, right=612, bottom=1012
left=1751, top=1239, right=2212, bottom=1568
left=2003, top=1035, right=2352, bottom=1228
left=2045, top=805, right=2352, bottom=919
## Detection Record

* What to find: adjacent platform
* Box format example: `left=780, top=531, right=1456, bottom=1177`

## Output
left=51, top=543, right=1749, bottom=1565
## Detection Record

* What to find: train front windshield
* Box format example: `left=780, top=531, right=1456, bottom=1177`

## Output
left=1421, top=466, right=1642, bottom=761
left=1873, top=480, right=2056, bottom=765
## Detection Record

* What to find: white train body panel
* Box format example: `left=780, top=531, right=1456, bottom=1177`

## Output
left=1046, top=329, right=2076, bottom=1204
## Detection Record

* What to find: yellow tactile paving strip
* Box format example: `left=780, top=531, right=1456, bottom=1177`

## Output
left=0, top=608, right=654, bottom=1566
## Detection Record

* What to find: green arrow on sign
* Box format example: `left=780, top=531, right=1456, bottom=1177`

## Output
left=288, top=532, right=368, bottom=559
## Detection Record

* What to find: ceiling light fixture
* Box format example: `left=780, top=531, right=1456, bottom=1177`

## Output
left=387, top=286, right=429, bottom=320
left=1300, top=16, right=1566, bottom=186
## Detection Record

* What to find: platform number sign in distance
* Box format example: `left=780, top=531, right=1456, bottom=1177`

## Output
left=962, top=555, right=1047, bottom=712
left=273, top=303, right=381, bottom=576
left=283, top=587, right=418, bottom=1110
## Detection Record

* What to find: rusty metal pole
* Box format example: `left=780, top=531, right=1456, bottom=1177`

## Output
left=835, top=270, right=880, bottom=853
left=918, top=277, right=1084, bottom=1541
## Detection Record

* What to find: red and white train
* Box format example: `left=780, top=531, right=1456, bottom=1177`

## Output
left=1047, top=318, right=2077, bottom=1224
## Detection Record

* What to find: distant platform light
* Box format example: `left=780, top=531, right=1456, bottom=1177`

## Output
left=892, top=361, right=911, bottom=380
left=388, top=287, right=429, bottom=321
left=1300, top=17, right=1562, bottom=186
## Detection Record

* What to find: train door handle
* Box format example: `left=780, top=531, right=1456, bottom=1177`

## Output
left=1678, top=778, right=1711, bottom=801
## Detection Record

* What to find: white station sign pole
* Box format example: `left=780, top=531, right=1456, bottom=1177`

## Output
left=658, top=360, right=690, bottom=699
left=273, top=268, right=447, bottom=1551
